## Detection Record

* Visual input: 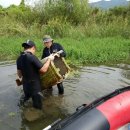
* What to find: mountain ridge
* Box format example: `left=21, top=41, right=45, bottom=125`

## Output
left=90, top=0, right=130, bottom=9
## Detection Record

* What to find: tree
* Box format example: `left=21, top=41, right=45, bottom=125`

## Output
left=20, top=0, right=25, bottom=6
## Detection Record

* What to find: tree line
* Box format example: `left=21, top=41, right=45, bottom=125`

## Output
left=0, top=0, right=130, bottom=38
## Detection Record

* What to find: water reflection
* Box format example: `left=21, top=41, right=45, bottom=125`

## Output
left=0, top=64, right=130, bottom=130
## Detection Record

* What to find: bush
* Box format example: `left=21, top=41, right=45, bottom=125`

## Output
left=41, top=17, right=72, bottom=38
left=0, top=17, right=28, bottom=36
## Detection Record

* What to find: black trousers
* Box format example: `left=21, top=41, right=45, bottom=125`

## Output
left=23, top=80, right=42, bottom=109
left=57, top=82, right=64, bottom=94
left=48, top=82, right=64, bottom=94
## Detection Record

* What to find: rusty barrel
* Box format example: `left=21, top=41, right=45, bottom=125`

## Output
left=40, top=57, right=70, bottom=90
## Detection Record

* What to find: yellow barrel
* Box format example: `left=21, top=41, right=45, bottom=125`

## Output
left=40, top=57, right=70, bottom=90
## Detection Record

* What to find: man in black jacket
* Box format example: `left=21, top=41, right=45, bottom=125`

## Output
left=16, top=40, right=54, bottom=109
left=41, top=35, right=66, bottom=94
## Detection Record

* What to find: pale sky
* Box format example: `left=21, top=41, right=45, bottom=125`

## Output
left=0, top=0, right=130, bottom=7
left=0, top=0, right=36, bottom=7
left=0, top=0, right=107, bottom=7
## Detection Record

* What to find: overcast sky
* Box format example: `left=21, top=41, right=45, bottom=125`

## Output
left=0, top=0, right=37, bottom=7
left=1, top=0, right=130, bottom=7
left=0, top=0, right=107, bottom=7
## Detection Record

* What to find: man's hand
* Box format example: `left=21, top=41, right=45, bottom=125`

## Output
left=54, top=53, right=60, bottom=57
left=48, top=54, right=55, bottom=61
left=16, top=78, right=23, bottom=86
left=17, top=69, right=22, bottom=78
left=57, top=50, right=63, bottom=54
left=53, top=50, right=63, bottom=57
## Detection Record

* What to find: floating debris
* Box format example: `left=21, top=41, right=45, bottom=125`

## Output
left=8, top=112, right=16, bottom=117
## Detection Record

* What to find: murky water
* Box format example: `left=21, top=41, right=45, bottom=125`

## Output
left=0, top=63, right=130, bottom=130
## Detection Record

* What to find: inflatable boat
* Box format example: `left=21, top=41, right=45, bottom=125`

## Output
left=43, top=86, right=130, bottom=130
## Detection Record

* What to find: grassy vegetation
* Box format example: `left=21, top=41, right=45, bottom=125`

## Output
left=1, top=0, right=130, bottom=65
left=0, top=36, right=130, bottom=66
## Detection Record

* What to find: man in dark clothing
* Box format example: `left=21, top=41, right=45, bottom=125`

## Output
left=41, top=35, right=66, bottom=94
left=16, top=40, right=54, bottom=109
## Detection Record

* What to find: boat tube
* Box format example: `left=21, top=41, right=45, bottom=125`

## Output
left=43, top=86, right=130, bottom=130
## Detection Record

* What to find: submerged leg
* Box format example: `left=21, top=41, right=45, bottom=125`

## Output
left=57, top=82, right=64, bottom=94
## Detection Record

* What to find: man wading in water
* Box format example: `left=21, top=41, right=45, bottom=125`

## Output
left=41, top=35, right=66, bottom=94
left=16, top=40, right=55, bottom=109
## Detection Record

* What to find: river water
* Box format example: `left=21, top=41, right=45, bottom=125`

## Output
left=0, top=63, right=130, bottom=130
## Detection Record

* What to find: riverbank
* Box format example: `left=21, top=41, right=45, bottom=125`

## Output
left=0, top=36, right=130, bottom=66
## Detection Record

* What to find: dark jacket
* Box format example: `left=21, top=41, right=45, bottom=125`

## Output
left=17, top=51, right=43, bottom=82
left=41, top=43, right=66, bottom=59
left=16, top=51, right=43, bottom=95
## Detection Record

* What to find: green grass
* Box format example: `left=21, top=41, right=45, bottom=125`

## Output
left=0, top=36, right=130, bottom=66
left=59, top=37, right=130, bottom=65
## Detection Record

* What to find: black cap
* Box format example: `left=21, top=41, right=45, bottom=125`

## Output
left=22, top=40, right=36, bottom=48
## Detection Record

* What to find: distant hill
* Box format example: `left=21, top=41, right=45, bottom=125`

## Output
left=90, top=0, right=130, bottom=9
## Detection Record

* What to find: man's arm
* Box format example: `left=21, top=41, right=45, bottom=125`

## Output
left=39, top=58, right=51, bottom=73
left=40, top=55, right=54, bottom=73
left=31, top=54, right=52, bottom=74
left=41, top=51, right=44, bottom=60
left=41, top=49, right=47, bottom=59
left=58, top=44, right=66, bottom=57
